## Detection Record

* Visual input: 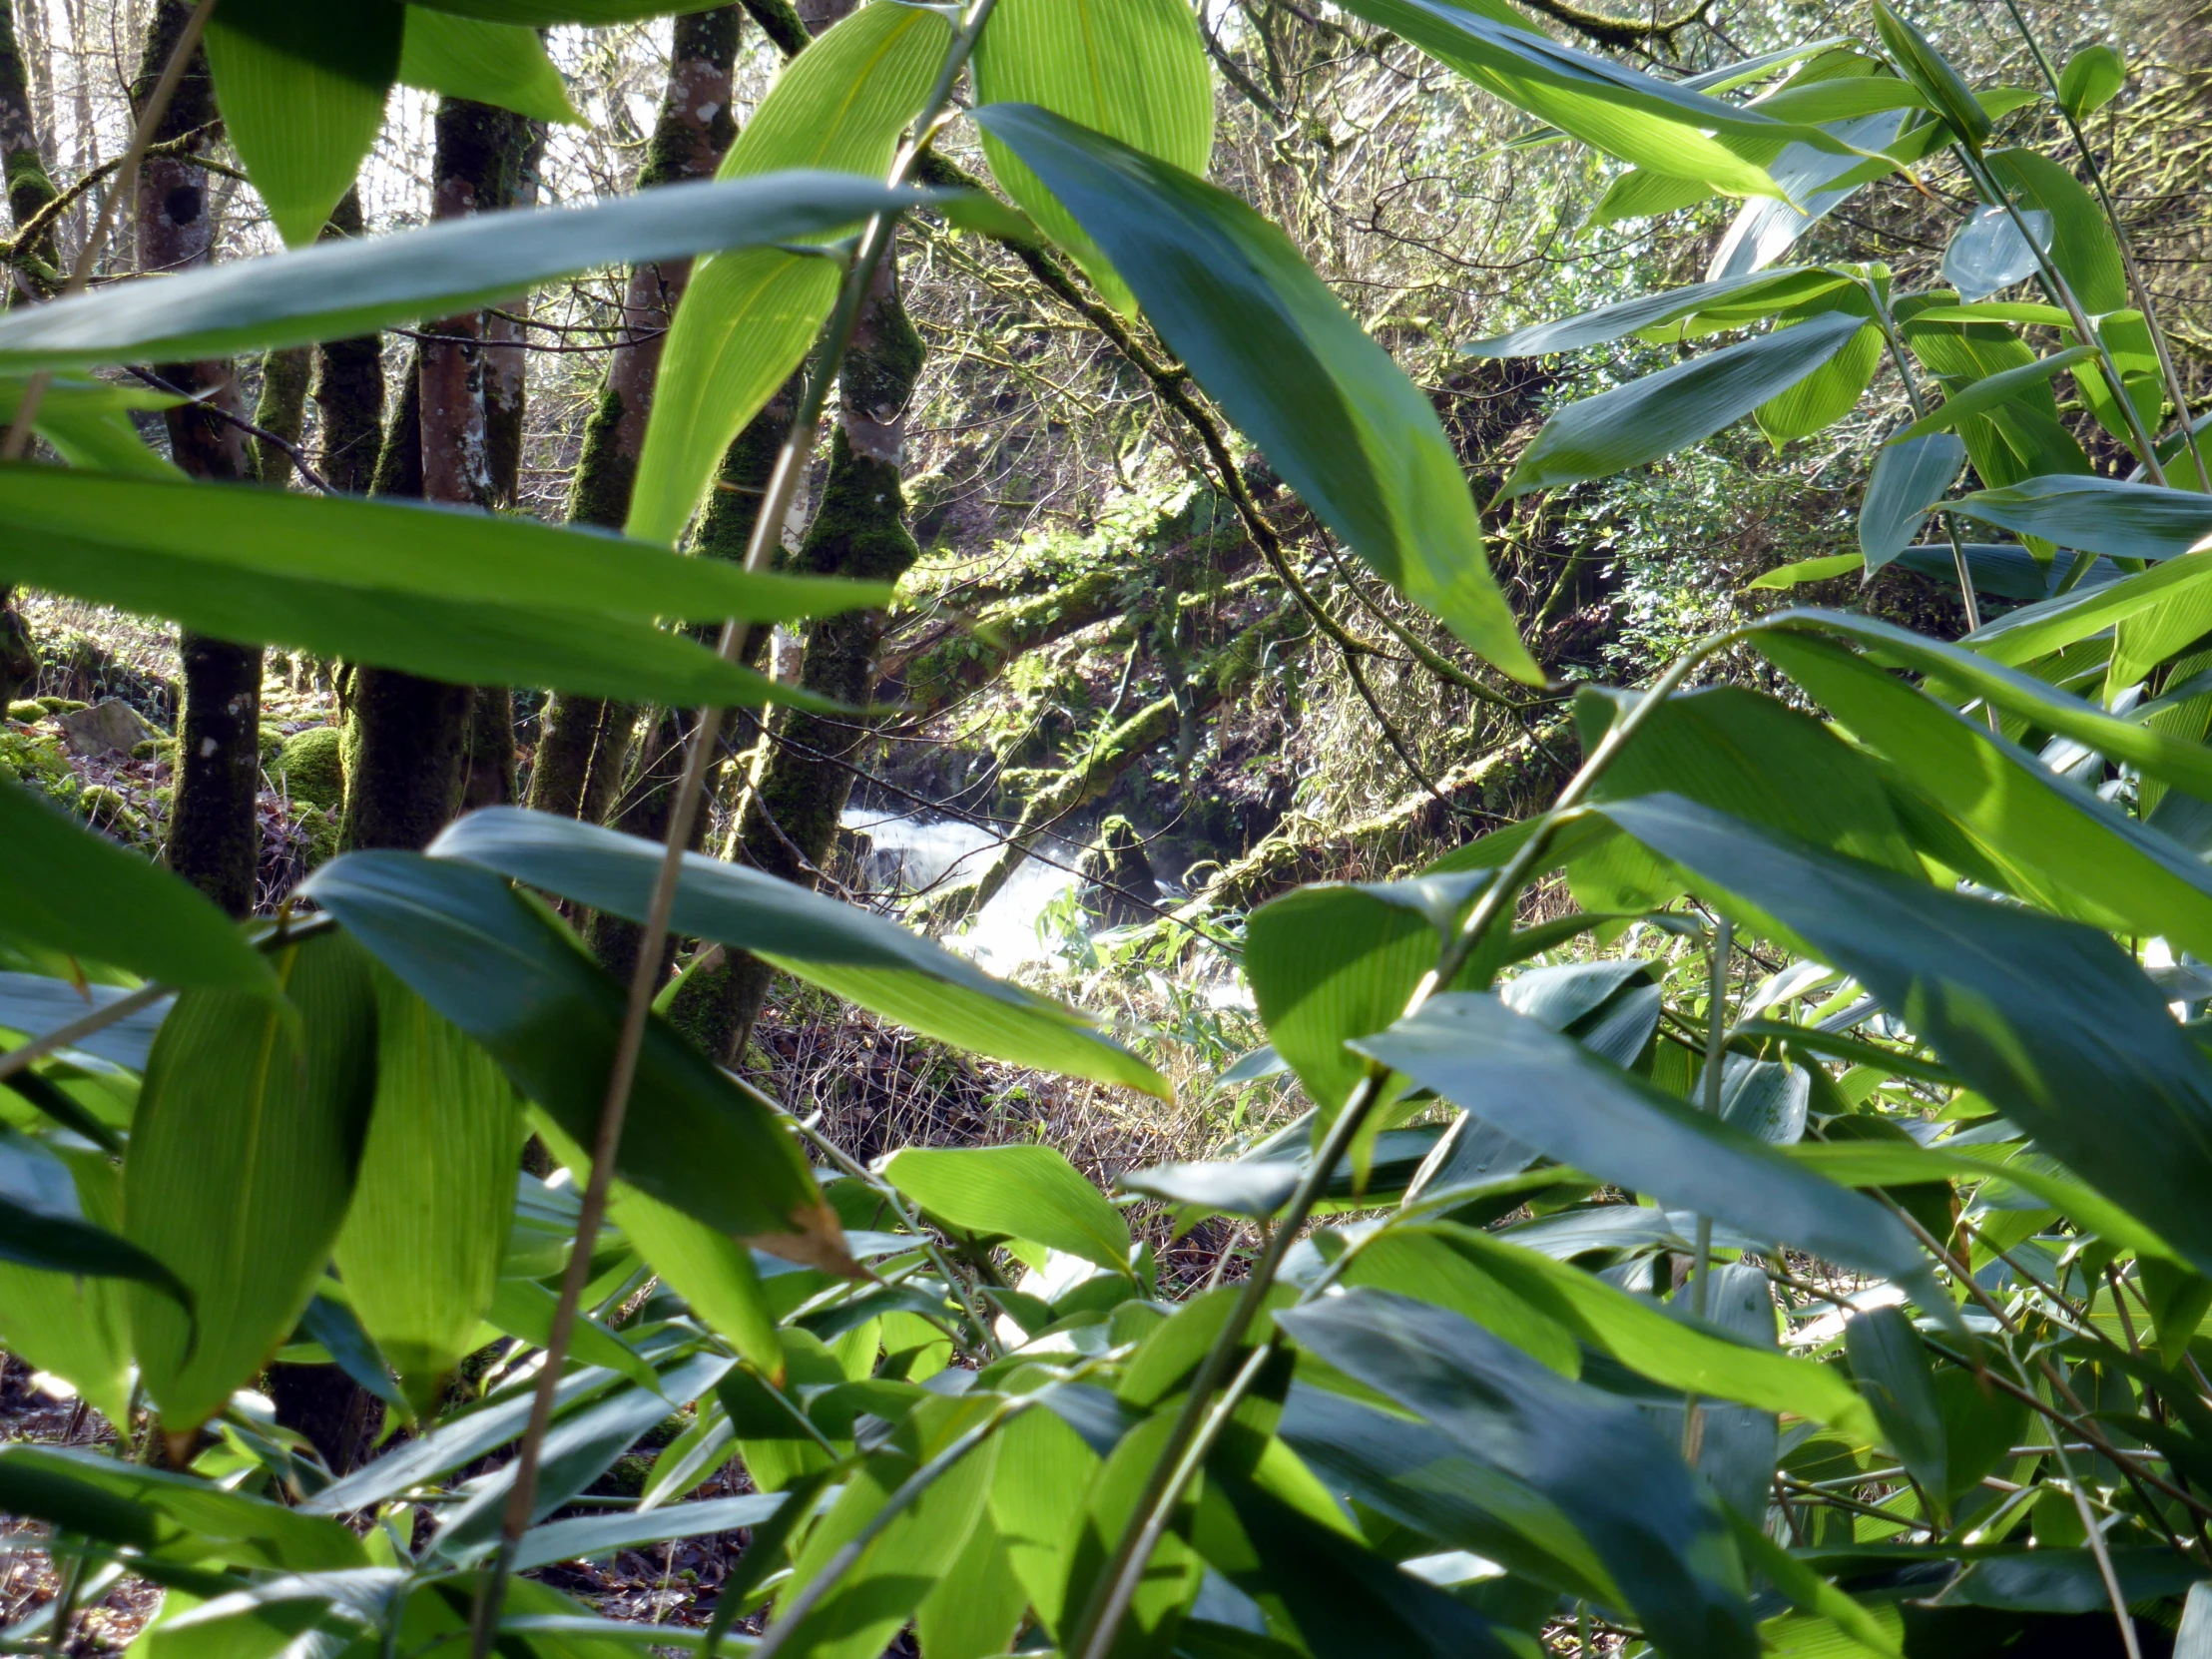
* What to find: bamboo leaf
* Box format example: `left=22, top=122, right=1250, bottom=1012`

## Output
left=1499, top=310, right=1868, bottom=496
left=0, top=781, right=272, bottom=992
left=332, top=969, right=523, bottom=1421
left=0, top=171, right=925, bottom=370
left=299, top=851, right=850, bottom=1273
left=628, top=2, right=952, bottom=546
left=1281, top=1288, right=1759, bottom=1659
left=430, top=808, right=1167, bottom=1096
left=399, top=8, right=582, bottom=125
left=126, top=930, right=380, bottom=1438
left=882, top=1144, right=1132, bottom=1275
left=1597, top=791, right=2212, bottom=1281
left=204, top=0, right=401, bottom=248
left=973, top=102, right=1540, bottom=683
left=1860, top=432, right=1964, bottom=570
left=971, top=0, right=1215, bottom=313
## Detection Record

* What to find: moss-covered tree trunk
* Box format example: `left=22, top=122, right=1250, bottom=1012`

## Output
left=464, top=115, right=546, bottom=812
left=311, top=189, right=385, bottom=497
left=669, top=254, right=925, bottom=1061
left=0, top=0, right=59, bottom=297
left=342, top=100, right=531, bottom=852
left=251, top=346, right=310, bottom=488
left=0, top=0, right=56, bottom=705
left=137, top=1, right=261, bottom=917
left=527, top=8, right=741, bottom=825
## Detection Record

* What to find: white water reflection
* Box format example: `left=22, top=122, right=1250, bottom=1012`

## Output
left=842, top=807, right=1082, bottom=973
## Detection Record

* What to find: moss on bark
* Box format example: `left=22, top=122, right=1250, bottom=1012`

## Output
left=311, top=189, right=386, bottom=497
left=252, top=346, right=311, bottom=488
left=670, top=264, right=923, bottom=1060
left=528, top=12, right=743, bottom=827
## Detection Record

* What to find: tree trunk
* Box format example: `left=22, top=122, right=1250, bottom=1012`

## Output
left=669, top=254, right=925, bottom=1062
left=0, top=0, right=59, bottom=296
left=136, top=1, right=261, bottom=918
left=527, top=7, right=741, bottom=825
left=341, top=100, right=531, bottom=853
left=310, top=189, right=385, bottom=497
left=0, top=0, right=57, bottom=704
left=251, top=346, right=310, bottom=487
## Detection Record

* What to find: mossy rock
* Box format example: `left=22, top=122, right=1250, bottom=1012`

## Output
left=272, top=726, right=344, bottom=810
left=77, top=784, right=152, bottom=846
left=132, top=738, right=179, bottom=764
left=258, top=726, right=285, bottom=767
left=35, top=696, right=87, bottom=715
left=291, top=805, right=341, bottom=872
left=6, top=700, right=44, bottom=724
left=0, top=727, right=80, bottom=808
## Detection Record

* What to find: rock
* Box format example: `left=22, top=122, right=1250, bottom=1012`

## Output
left=1077, top=815, right=1159, bottom=928
left=58, top=698, right=158, bottom=758
left=272, top=726, right=345, bottom=810
left=77, top=784, right=152, bottom=846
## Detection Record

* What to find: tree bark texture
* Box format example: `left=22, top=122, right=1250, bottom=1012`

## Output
left=0, top=0, right=59, bottom=295
left=310, top=188, right=385, bottom=497
left=252, top=346, right=310, bottom=488
left=136, top=1, right=261, bottom=918
left=342, top=100, right=533, bottom=852
left=669, top=254, right=925, bottom=1061
left=0, top=0, right=56, bottom=703
left=528, top=8, right=742, bottom=826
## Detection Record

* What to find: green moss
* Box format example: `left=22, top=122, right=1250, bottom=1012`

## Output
left=77, top=785, right=152, bottom=846
left=7, top=700, right=43, bottom=723
left=133, top=738, right=179, bottom=764
left=565, top=386, right=638, bottom=531
left=36, top=696, right=87, bottom=715
left=291, top=805, right=341, bottom=871
left=272, top=726, right=345, bottom=811
left=0, top=728, right=79, bottom=808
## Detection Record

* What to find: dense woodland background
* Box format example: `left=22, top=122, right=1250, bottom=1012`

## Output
left=4, top=0, right=2212, bottom=1649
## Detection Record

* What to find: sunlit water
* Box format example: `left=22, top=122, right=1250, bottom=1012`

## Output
left=841, top=807, right=1084, bottom=973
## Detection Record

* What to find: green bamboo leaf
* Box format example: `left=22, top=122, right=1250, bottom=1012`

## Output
left=0, top=1130, right=189, bottom=1302
left=1281, top=1288, right=1759, bottom=1659
left=435, top=1353, right=737, bottom=1561
left=514, top=1493, right=785, bottom=1574
left=0, top=1142, right=135, bottom=1426
left=628, top=2, right=952, bottom=546
left=1757, top=629, right=2212, bottom=958
left=1499, top=309, right=1868, bottom=497
left=1947, top=474, right=2212, bottom=562
left=0, top=469, right=879, bottom=627
left=332, top=969, right=522, bottom=1421
left=915, top=1510, right=1027, bottom=1659
left=1596, top=791, right=2212, bottom=1281
left=399, top=8, right=581, bottom=125
left=772, top=1405, right=998, bottom=1659
left=971, top=0, right=1215, bottom=314
left=126, top=930, right=379, bottom=1438
left=1351, top=991, right=1937, bottom=1298
left=0, top=973, right=170, bottom=1071
left=412, top=0, right=748, bottom=17
left=1871, top=0, right=1987, bottom=150
left=1757, top=608, right=2212, bottom=801
left=1459, top=267, right=1837, bottom=357
left=1889, top=345, right=2100, bottom=443
left=1196, top=1466, right=1522, bottom=1659
left=0, top=1443, right=367, bottom=1571
left=1326, top=0, right=1842, bottom=198
left=204, top=0, right=402, bottom=248
left=1753, top=306, right=1884, bottom=444
left=299, top=851, right=850, bottom=1274
left=429, top=807, right=1168, bottom=1096
left=0, top=780, right=272, bottom=991
left=1859, top=432, right=1964, bottom=570
left=0, top=170, right=923, bottom=370
left=529, top=1108, right=782, bottom=1374
left=2056, top=44, right=2125, bottom=119
left=1844, top=1306, right=1947, bottom=1507
left=973, top=102, right=1539, bottom=683
left=882, top=1144, right=1131, bottom=1276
